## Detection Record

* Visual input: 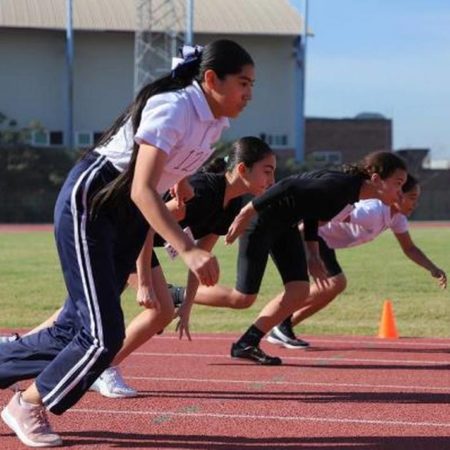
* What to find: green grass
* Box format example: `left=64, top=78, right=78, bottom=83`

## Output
left=0, top=228, right=448, bottom=337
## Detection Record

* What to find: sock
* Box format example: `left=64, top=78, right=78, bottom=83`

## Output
left=237, top=324, right=265, bottom=347
left=19, top=393, right=40, bottom=409
left=279, top=315, right=297, bottom=339
left=279, top=315, right=293, bottom=333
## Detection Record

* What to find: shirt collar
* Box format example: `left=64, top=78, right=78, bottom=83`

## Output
left=187, top=81, right=230, bottom=128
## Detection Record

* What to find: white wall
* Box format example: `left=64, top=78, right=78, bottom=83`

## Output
left=73, top=31, right=134, bottom=132
left=0, top=29, right=66, bottom=130
left=1, top=29, right=297, bottom=149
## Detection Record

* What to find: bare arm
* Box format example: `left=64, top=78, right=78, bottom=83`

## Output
left=184, top=234, right=220, bottom=305
left=394, top=231, right=447, bottom=289
left=176, top=233, right=220, bottom=340
left=131, top=144, right=219, bottom=286
left=304, top=239, right=328, bottom=285
left=225, top=201, right=256, bottom=244
left=169, top=177, right=195, bottom=206
left=135, top=195, right=190, bottom=307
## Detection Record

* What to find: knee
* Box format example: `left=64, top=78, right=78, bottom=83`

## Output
left=81, top=326, right=124, bottom=363
left=230, top=292, right=256, bottom=309
left=137, top=303, right=175, bottom=329
left=331, top=274, right=347, bottom=295
left=159, top=304, right=175, bottom=327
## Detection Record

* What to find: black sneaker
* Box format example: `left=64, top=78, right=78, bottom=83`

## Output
left=266, top=325, right=310, bottom=349
left=167, top=284, right=185, bottom=308
left=0, top=333, right=20, bottom=344
left=231, top=343, right=282, bottom=365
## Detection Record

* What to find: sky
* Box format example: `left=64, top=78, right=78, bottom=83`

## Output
left=289, top=0, right=450, bottom=161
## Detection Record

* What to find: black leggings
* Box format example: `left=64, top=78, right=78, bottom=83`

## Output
left=236, top=215, right=309, bottom=295
left=317, top=236, right=343, bottom=277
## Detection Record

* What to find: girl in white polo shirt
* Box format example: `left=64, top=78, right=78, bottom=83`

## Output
left=0, top=39, right=255, bottom=447
left=268, top=174, right=447, bottom=349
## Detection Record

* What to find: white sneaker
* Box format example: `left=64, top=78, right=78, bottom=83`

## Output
left=89, top=366, right=138, bottom=398
left=266, top=325, right=310, bottom=349
left=0, top=333, right=20, bottom=344
left=1, top=392, right=62, bottom=447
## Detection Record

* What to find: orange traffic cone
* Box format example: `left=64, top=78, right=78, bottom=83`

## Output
left=378, top=300, right=399, bottom=339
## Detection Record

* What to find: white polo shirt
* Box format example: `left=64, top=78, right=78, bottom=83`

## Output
left=319, top=199, right=409, bottom=249
left=95, top=81, right=229, bottom=194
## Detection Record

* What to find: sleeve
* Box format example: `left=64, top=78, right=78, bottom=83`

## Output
left=252, top=177, right=297, bottom=212
left=211, top=198, right=243, bottom=236
left=303, top=218, right=319, bottom=241
left=391, top=214, right=409, bottom=234
left=134, top=94, right=187, bottom=154
left=182, top=177, right=217, bottom=225
left=348, top=200, right=384, bottom=229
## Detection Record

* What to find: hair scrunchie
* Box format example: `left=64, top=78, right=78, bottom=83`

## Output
left=171, top=45, right=204, bottom=79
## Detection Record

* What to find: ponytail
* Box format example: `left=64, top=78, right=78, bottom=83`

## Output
left=201, top=157, right=228, bottom=174
left=343, top=151, right=406, bottom=180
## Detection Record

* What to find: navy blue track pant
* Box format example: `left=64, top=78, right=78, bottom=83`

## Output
left=0, top=152, right=148, bottom=414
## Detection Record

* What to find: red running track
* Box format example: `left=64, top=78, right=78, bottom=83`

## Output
left=1, top=221, right=449, bottom=234
left=0, top=333, right=449, bottom=449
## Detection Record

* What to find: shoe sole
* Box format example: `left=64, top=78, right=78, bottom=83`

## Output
left=89, top=385, right=138, bottom=399
left=231, top=354, right=282, bottom=366
left=266, top=335, right=309, bottom=350
left=1, top=407, right=62, bottom=447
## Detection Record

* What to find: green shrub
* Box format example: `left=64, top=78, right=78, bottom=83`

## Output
left=0, top=146, right=79, bottom=222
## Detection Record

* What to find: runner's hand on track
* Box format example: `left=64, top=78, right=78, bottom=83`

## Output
left=431, top=268, right=447, bottom=289
left=175, top=302, right=193, bottom=341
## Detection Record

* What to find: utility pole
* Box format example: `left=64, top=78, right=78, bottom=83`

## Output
left=134, top=0, right=187, bottom=95
left=185, top=0, right=194, bottom=45
left=65, top=0, right=74, bottom=149
left=294, top=0, right=309, bottom=162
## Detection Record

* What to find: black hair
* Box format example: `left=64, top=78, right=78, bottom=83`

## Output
left=402, top=173, right=419, bottom=193
left=91, top=39, right=254, bottom=213
left=202, top=136, right=274, bottom=174
left=201, top=157, right=228, bottom=174
left=344, top=151, right=407, bottom=180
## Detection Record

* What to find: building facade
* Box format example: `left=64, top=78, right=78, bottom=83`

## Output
left=305, top=116, right=392, bottom=165
left=0, top=0, right=304, bottom=153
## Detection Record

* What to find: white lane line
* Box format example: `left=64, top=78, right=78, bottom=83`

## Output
left=124, top=375, right=450, bottom=392
left=68, top=408, right=450, bottom=428
left=133, top=351, right=449, bottom=366
left=155, top=335, right=450, bottom=348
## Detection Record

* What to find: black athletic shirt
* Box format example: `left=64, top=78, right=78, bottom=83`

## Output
left=154, top=172, right=243, bottom=246
left=252, top=169, right=365, bottom=240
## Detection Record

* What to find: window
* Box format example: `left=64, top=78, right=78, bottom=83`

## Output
left=93, top=132, right=103, bottom=145
left=32, top=130, right=49, bottom=146
left=76, top=132, right=93, bottom=148
left=31, top=130, right=64, bottom=147
left=260, top=133, right=289, bottom=148
left=311, top=151, right=342, bottom=165
left=76, top=131, right=104, bottom=148
left=49, top=131, right=63, bottom=146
